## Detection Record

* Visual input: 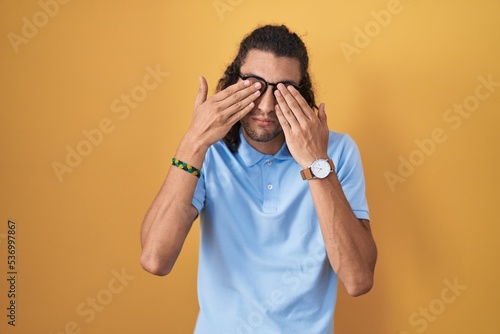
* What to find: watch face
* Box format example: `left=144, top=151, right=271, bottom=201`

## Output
left=311, top=159, right=331, bottom=179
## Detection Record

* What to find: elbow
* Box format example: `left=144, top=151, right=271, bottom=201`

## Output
left=346, top=243, right=377, bottom=297
left=140, top=251, right=172, bottom=277
left=345, top=274, right=374, bottom=297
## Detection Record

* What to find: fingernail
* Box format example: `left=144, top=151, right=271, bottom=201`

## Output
left=244, top=80, right=250, bottom=86
left=254, top=82, right=261, bottom=89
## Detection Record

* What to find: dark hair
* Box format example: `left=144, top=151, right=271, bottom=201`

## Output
left=217, top=24, right=317, bottom=152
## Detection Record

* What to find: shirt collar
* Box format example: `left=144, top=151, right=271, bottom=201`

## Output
left=237, top=128, right=293, bottom=167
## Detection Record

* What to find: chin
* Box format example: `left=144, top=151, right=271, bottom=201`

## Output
left=242, top=125, right=282, bottom=143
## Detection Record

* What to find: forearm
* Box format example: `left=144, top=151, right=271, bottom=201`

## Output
left=309, top=174, right=377, bottom=296
left=140, top=76, right=261, bottom=275
left=140, top=133, right=207, bottom=276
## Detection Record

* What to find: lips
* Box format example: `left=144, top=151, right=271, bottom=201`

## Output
left=252, top=117, right=276, bottom=125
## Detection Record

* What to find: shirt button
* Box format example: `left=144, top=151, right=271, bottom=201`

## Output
left=267, top=184, right=273, bottom=190
left=267, top=160, right=273, bottom=166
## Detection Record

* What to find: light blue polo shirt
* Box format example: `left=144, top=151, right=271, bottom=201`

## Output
left=191, top=129, right=369, bottom=334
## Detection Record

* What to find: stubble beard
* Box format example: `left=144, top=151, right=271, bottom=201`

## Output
left=240, top=116, right=283, bottom=143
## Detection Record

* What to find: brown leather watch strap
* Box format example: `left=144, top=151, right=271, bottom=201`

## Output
left=300, top=168, right=313, bottom=180
left=300, top=159, right=335, bottom=180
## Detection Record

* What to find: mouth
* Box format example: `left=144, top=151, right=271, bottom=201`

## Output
left=252, top=117, right=276, bottom=126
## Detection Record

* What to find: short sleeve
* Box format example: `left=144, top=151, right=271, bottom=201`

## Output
left=330, top=133, right=370, bottom=221
left=191, top=164, right=206, bottom=215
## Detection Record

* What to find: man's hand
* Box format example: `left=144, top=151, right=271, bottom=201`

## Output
left=186, top=76, right=262, bottom=149
left=274, top=84, right=329, bottom=168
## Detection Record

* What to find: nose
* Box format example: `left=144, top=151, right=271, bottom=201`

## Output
left=256, top=86, right=276, bottom=113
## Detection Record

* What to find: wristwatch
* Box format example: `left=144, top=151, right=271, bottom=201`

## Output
left=300, top=158, right=335, bottom=180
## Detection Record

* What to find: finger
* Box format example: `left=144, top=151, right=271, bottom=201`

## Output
left=274, top=104, right=291, bottom=132
left=274, top=87, right=299, bottom=128
left=222, top=86, right=260, bottom=119
left=226, top=100, right=255, bottom=125
left=287, top=85, right=316, bottom=120
left=318, top=103, right=327, bottom=125
left=220, top=81, right=262, bottom=112
left=194, top=76, right=208, bottom=109
left=205, top=80, right=260, bottom=116
left=212, top=79, right=259, bottom=104
left=275, top=84, right=310, bottom=125
left=279, top=84, right=315, bottom=122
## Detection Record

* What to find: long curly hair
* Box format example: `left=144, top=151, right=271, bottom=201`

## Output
left=217, top=25, right=317, bottom=152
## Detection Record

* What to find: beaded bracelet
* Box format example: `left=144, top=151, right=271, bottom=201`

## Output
left=171, top=157, right=201, bottom=178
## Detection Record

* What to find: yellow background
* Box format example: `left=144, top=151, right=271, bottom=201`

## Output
left=1, top=1, right=499, bottom=333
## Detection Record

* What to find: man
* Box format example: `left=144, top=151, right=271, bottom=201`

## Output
left=140, top=25, right=377, bottom=333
